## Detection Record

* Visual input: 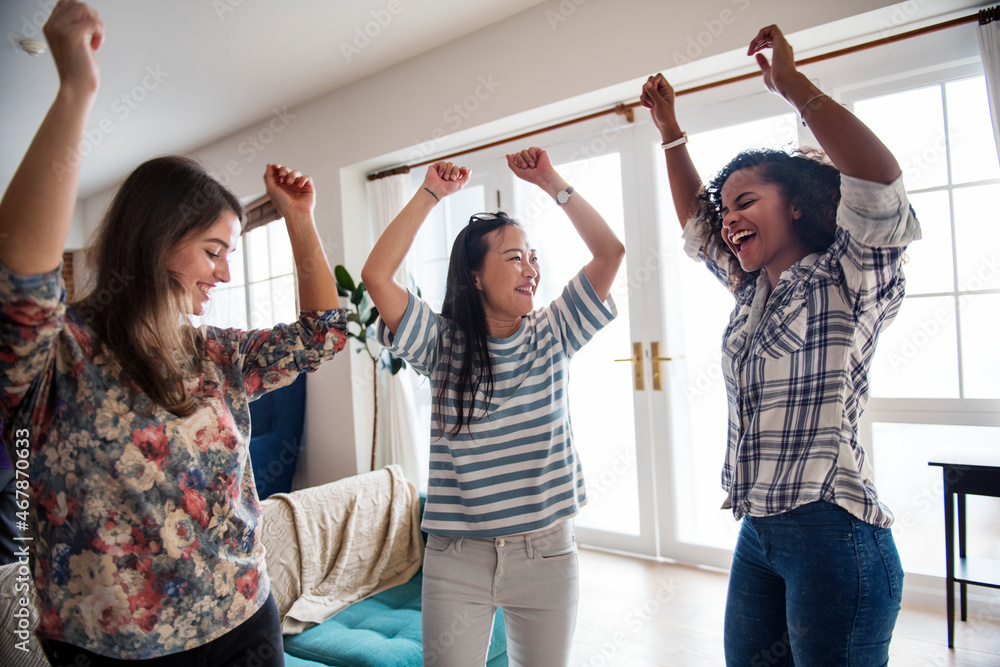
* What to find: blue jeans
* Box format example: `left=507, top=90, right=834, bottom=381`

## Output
left=724, top=501, right=904, bottom=666
left=422, top=520, right=579, bottom=667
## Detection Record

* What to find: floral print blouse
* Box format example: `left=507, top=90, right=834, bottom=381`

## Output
left=0, top=261, right=346, bottom=659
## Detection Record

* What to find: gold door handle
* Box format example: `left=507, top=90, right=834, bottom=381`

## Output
left=651, top=342, right=672, bottom=391
left=614, top=342, right=644, bottom=391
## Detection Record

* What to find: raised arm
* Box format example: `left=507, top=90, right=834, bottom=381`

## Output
left=750, top=25, right=900, bottom=184
left=361, top=162, right=470, bottom=334
left=506, top=147, right=625, bottom=301
left=0, top=0, right=103, bottom=276
left=640, top=74, right=704, bottom=229
left=263, top=164, right=340, bottom=312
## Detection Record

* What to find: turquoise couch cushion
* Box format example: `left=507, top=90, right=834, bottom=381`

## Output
left=283, top=571, right=507, bottom=667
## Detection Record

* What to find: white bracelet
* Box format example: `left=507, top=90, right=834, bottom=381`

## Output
left=660, top=132, right=688, bottom=150
left=798, top=93, right=830, bottom=126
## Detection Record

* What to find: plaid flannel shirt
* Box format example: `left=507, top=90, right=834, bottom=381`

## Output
left=683, top=173, right=920, bottom=528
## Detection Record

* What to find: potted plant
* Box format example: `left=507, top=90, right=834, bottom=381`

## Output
left=334, top=264, right=413, bottom=471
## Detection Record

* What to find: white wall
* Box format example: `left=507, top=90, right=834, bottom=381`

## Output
left=79, top=0, right=918, bottom=486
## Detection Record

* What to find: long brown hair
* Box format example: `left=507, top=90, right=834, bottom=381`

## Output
left=72, top=156, right=245, bottom=417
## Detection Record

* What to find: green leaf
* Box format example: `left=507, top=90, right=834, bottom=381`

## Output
left=346, top=312, right=361, bottom=325
left=334, top=265, right=355, bottom=293
left=350, top=285, right=365, bottom=306
left=389, top=354, right=404, bottom=375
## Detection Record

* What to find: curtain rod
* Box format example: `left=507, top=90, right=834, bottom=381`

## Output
left=368, top=8, right=985, bottom=181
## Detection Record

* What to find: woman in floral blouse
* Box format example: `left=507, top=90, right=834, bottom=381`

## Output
left=0, top=2, right=346, bottom=665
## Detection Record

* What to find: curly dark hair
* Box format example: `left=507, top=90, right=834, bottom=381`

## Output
left=697, top=147, right=841, bottom=287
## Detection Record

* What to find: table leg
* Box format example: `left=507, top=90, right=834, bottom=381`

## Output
left=945, top=474, right=955, bottom=649
left=958, top=493, right=967, bottom=622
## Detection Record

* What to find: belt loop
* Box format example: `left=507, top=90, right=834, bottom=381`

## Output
left=525, top=533, right=534, bottom=559
left=454, top=537, right=463, bottom=553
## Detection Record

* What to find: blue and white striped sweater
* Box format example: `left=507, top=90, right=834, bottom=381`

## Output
left=377, top=268, right=616, bottom=537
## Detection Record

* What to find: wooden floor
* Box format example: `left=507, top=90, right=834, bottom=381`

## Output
left=570, top=547, right=1000, bottom=666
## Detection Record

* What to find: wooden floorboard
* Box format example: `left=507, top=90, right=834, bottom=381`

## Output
left=570, top=547, right=1000, bottom=666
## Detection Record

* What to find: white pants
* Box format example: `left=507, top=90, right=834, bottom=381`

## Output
left=421, top=519, right=579, bottom=667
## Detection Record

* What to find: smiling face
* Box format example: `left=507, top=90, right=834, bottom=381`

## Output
left=472, top=224, right=539, bottom=331
left=166, top=211, right=241, bottom=315
left=719, top=167, right=810, bottom=288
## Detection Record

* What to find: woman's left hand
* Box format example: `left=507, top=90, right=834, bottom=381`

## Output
left=506, top=147, right=559, bottom=189
left=748, top=25, right=798, bottom=97
left=264, top=163, right=315, bottom=220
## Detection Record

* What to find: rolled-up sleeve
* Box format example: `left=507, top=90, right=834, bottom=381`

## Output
left=837, top=173, right=921, bottom=248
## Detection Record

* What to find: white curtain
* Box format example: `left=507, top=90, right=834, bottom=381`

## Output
left=365, top=174, right=427, bottom=489
left=979, top=15, right=1000, bottom=161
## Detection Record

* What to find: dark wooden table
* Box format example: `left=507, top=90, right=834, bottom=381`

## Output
left=928, top=456, right=1000, bottom=649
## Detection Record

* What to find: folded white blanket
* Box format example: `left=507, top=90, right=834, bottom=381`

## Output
left=259, top=464, right=424, bottom=634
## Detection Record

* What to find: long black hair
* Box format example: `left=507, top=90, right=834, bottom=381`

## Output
left=438, top=212, right=522, bottom=436
left=698, top=147, right=841, bottom=288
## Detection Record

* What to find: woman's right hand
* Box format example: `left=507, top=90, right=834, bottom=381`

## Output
left=422, top=161, right=470, bottom=201
left=640, top=73, right=683, bottom=142
left=44, top=0, right=103, bottom=95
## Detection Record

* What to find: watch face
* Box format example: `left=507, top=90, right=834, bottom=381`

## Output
left=557, top=191, right=569, bottom=204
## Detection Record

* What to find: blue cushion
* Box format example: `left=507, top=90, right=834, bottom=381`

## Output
left=283, top=571, right=507, bottom=666
left=249, top=373, right=306, bottom=499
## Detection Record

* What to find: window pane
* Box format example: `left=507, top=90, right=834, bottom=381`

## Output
left=228, top=242, right=246, bottom=287
left=854, top=86, right=947, bottom=191
left=960, top=293, right=1000, bottom=399
left=412, top=188, right=449, bottom=263
left=268, top=223, right=294, bottom=276
left=946, top=77, right=1000, bottom=184
left=245, top=226, right=271, bottom=284
left=248, top=281, right=273, bottom=329
left=903, top=191, right=953, bottom=295
left=413, top=259, right=448, bottom=313
left=270, top=274, right=297, bottom=326
left=869, top=295, right=958, bottom=398
left=205, top=286, right=246, bottom=330
left=687, top=114, right=798, bottom=179
left=873, top=422, right=1000, bottom=577
left=953, top=184, right=1000, bottom=293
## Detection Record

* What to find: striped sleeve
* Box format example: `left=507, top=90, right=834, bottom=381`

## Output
left=375, top=290, right=440, bottom=377
left=544, top=269, right=617, bottom=357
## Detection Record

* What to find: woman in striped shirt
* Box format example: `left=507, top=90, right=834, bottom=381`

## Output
left=642, top=25, right=919, bottom=666
left=363, top=148, right=624, bottom=666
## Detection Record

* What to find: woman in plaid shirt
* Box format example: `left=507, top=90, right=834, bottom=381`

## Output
left=642, top=25, right=920, bottom=666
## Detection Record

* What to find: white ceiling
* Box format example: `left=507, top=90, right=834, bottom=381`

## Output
left=0, top=0, right=549, bottom=199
